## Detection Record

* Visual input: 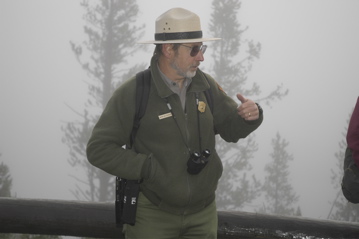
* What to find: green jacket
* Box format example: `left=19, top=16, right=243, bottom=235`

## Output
left=87, top=56, right=263, bottom=215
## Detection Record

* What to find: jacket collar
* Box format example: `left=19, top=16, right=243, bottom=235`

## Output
left=150, top=55, right=210, bottom=99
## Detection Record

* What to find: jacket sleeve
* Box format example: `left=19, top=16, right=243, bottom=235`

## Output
left=86, top=78, right=150, bottom=180
left=347, top=97, right=359, bottom=167
left=206, top=74, right=263, bottom=143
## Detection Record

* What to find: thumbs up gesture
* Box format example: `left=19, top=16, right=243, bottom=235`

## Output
left=236, top=93, right=260, bottom=121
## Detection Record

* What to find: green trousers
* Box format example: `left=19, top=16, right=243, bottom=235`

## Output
left=123, top=192, right=218, bottom=239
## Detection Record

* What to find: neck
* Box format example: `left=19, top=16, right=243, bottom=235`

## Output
left=158, top=58, right=186, bottom=89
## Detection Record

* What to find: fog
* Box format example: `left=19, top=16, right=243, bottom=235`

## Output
left=1, top=0, right=359, bottom=221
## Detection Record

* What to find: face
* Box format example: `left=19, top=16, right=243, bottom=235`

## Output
left=169, top=42, right=205, bottom=79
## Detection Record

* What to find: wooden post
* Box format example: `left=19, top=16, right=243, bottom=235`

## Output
left=1, top=198, right=359, bottom=238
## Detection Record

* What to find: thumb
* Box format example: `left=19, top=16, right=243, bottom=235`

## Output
left=236, top=93, right=247, bottom=104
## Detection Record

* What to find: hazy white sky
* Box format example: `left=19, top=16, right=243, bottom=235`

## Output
left=1, top=0, right=359, bottom=220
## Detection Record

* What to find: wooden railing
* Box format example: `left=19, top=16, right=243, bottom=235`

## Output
left=1, top=197, right=359, bottom=238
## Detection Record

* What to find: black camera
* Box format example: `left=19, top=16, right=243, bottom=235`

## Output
left=187, top=149, right=211, bottom=174
left=115, top=177, right=140, bottom=226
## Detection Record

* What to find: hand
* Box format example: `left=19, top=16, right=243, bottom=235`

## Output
left=237, top=93, right=260, bottom=121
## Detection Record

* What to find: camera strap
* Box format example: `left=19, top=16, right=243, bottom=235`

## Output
left=195, top=93, right=203, bottom=152
left=115, top=68, right=151, bottom=227
left=165, top=91, right=209, bottom=153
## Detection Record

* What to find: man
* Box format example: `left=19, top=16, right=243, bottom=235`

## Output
left=87, top=7, right=263, bottom=239
left=342, top=97, right=359, bottom=203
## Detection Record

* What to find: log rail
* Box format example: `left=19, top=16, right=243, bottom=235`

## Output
left=0, top=198, right=359, bottom=238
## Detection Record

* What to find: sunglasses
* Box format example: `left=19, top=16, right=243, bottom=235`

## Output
left=179, top=44, right=207, bottom=57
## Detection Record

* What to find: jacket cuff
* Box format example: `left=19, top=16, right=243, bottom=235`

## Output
left=244, top=113, right=263, bottom=125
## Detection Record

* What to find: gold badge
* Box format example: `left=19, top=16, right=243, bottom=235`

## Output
left=198, top=101, right=206, bottom=113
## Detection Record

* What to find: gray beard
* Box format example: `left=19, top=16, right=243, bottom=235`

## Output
left=170, top=61, right=196, bottom=79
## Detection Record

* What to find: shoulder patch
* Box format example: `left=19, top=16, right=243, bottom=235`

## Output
left=216, top=82, right=227, bottom=94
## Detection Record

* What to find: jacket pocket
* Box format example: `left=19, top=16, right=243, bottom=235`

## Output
left=145, top=154, right=157, bottom=183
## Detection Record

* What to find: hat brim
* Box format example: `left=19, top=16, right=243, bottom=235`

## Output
left=138, top=37, right=221, bottom=44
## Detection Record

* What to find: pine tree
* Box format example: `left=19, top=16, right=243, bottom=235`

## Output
left=328, top=111, right=359, bottom=222
left=62, top=0, right=145, bottom=202
left=209, top=0, right=288, bottom=210
left=260, top=132, right=300, bottom=216
left=0, top=156, right=12, bottom=198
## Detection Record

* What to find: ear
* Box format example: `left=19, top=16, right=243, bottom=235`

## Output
left=162, top=44, right=173, bottom=58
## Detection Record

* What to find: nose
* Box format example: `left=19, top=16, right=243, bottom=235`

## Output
left=195, top=51, right=204, bottom=61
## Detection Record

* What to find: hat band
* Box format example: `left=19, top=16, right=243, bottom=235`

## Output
left=155, top=31, right=202, bottom=41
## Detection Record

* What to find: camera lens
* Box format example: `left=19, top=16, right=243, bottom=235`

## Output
left=192, top=151, right=201, bottom=163
left=202, top=149, right=211, bottom=158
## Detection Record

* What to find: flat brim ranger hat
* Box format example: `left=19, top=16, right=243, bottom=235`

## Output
left=138, top=7, right=221, bottom=44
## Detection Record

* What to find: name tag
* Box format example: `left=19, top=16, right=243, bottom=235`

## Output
left=158, top=112, right=172, bottom=120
